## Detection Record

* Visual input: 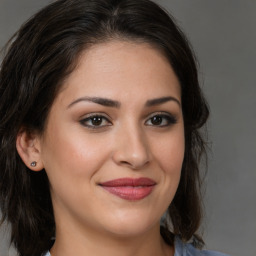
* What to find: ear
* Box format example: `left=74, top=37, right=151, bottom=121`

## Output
left=16, top=128, right=44, bottom=171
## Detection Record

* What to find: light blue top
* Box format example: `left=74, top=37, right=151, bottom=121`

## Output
left=42, top=236, right=230, bottom=256
left=174, top=236, right=229, bottom=256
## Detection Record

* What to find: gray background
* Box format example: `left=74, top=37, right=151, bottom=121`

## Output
left=0, top=0, right=255, bottom=255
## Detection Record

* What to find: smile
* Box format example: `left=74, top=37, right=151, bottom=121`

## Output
left=99, top=177, right=156, bottom=201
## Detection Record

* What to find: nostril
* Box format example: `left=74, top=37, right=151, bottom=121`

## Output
left=119, top=159, right=149, bottom=170
left=111, top=131, right=150, bottom=169
left=120, top=160, right=130, bottom=166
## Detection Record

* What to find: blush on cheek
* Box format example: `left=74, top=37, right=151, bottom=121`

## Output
left=156, top=139, right=184, bottom=174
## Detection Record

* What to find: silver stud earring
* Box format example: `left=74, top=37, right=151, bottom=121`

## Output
left=30, top=161, right=37, bottom=167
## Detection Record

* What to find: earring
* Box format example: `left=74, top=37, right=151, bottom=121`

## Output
left=30, top=161, right=37, bottom=167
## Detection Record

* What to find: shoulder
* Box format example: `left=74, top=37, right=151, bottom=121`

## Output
left=42, top=252, right=51, bottom=256
left=174, top=236, right=230, bottom=256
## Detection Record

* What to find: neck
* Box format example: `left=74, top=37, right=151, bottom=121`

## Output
left=50, top=222, right=173, bottom=256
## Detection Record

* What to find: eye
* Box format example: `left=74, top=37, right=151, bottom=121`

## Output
left=79, top=114, right=112, bottom=129
left=145, top=113, right=177, bottom=127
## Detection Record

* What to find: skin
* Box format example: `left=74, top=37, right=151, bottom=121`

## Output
left=18, top=40, right=184, bottom=256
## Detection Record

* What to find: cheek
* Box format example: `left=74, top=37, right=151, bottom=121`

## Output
left=151, top=127, right=184, bottom=202
left=40, top=125, right=109, bottom=185
left=153, top=130, right=185, bottom=174
left=40, top=129, right=111, bottom=212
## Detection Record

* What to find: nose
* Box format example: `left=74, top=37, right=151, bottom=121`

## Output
left=112, top=125, right=150, bottom=170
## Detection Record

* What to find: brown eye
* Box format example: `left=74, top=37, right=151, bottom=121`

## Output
left=145, top=113, right=177, bottom=127
left=80, top=115, right=112, bottom=129
left=151, top=116, right=163, bottom=125
left=91, top=116, right=103, bottom=126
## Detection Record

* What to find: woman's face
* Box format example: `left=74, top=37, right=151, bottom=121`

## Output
left=38, top=41, right=184, bottom=238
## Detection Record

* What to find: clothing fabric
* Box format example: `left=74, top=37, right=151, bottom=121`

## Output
left=42, top=236, right=230, bottom=256
left=174, top=236, right=229, bottom=256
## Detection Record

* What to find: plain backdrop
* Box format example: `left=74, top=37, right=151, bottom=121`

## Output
left=0, top=0, right=255, bottom=256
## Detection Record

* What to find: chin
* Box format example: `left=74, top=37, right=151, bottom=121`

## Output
left=107, top=224, right=156, bottom=238
left=100, top=210, right=160, bottom=238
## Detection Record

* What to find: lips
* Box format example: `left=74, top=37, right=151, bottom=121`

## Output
left=99, top=178, right=156, bottom=201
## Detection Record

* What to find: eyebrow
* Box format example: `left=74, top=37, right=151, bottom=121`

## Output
left=67, top=96, right=121, bottom=109
left=145, top=96, right=181, bottom=107
left=67, top=96, right=180, bottom=109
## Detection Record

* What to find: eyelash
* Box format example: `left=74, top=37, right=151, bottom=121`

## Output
left=145, top=112, right=177, bottom=127
left=79, top=114, right=112, bottom=129
left=79, top=112, right=177, bottom=129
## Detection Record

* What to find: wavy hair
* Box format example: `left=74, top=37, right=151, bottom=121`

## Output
left=0, top=0, right=209, bottom=255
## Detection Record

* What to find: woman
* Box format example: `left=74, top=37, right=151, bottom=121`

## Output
left=0, top=0, right=229, bottom=255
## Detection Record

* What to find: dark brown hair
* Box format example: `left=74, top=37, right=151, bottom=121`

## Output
left=0, top=0, right=209, bottom=255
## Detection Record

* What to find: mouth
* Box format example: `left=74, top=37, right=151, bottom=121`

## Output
left=99, top=177, right=156, bottom=201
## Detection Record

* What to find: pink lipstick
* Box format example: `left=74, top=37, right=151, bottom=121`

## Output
left=100, top=178, right=156, bottom=201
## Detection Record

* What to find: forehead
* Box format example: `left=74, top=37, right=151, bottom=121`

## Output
left=55, top=40, right=181, bottom=106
